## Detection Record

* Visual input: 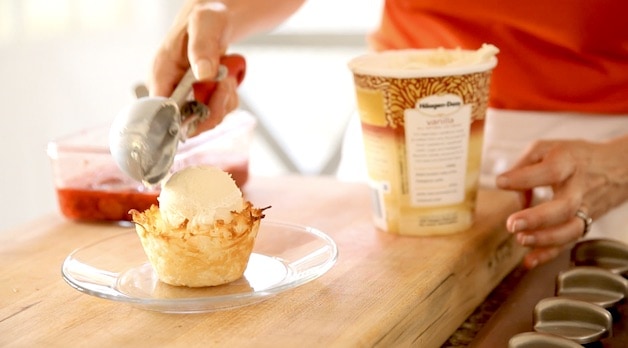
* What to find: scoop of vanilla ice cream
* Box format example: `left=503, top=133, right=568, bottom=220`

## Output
left=402, top=44, right=500, bottom=69
left=348, top=44, right=499, bottom=77
left=158, top=166, right=244, bottom=228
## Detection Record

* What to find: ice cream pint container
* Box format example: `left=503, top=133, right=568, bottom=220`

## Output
left=348, top=45, right=498, bottom=236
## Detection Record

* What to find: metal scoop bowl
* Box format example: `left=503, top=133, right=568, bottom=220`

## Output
left=109, top=55, right=246, bottom=186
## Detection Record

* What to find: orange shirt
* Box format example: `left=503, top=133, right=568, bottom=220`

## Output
left=369, top=0, right=628, bottom=114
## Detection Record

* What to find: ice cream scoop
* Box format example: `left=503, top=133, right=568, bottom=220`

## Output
left=158, top=165, right=244, bottom=228
left=109, top=55, right=246, bottom=186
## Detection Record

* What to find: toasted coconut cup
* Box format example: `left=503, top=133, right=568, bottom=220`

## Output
left=131, top=201, right=266, bottom=287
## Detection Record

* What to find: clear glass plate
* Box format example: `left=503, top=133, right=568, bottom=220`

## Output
left=62, top=220, right=338, bottom=313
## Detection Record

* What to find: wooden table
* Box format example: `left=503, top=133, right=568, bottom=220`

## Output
left=0, top=175, right=524, bottom=347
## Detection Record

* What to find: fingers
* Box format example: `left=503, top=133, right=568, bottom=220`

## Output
left=509, top=201, right=587, bottom=269
left=506, top=197, right=578, bottom=233
left=509, top=198, right=584, bottom=267
left=147, top=1, right=238, bottom=138
left=503, top=158, right=584, bottom=234
left=513, top=213, right=585, bottom=246
left=187, top=2, right=230, bottom=80
left=512, top=189, right=533, bottom=209
left=521, top=247, right=563, bottom=269
left=497, top=144, right=577, bottom=191
left=515, top=217, right=584, bottom=269
left=148, top=0, right=194, bottom=98
left=508, top=139, right=557, bottom=170
left=497, top=140, right=590, bottom=269
left=185, top=3, right=237, bottom=136
left=149, top=2, right=230, bottom=97
left=191, top=77, right=238, bottom=135
left=150, top=46, right=189, bottom=98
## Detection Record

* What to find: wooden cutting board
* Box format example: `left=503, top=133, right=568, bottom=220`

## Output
left=0, top=176, right=525, bottom=348
left=241, top=176, right=527, bottom=347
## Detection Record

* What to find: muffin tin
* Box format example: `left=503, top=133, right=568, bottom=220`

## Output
left=508, top=238, right=628, bottom=347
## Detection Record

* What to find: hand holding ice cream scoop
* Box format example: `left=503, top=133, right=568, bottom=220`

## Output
left=109, top=55, right=246, bottom=186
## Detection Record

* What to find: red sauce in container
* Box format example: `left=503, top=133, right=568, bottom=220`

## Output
left=55, top=162, right=249, bottom=222
left=56, top=187, right=158, bottom=222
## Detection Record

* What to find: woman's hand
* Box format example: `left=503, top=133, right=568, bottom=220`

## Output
left=148, top=0, right=305, bottom=135
left=149, top=2, right=238, bottom=135
left=496, top=136, right=628, bottom=268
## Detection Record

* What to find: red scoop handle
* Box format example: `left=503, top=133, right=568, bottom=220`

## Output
left=192, top=54, right=246, bottom=105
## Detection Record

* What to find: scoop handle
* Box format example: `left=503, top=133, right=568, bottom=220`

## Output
left=192, top=54, right=246, bottom=105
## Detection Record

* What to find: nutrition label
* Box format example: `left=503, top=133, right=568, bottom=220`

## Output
left=404, top=100, right=471, bottom=206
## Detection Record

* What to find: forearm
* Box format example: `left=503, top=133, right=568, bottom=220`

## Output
left=177, top=0, right=306, bottom=44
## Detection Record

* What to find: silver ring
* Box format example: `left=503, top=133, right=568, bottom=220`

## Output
left=575, top=209, right=593, bottom=236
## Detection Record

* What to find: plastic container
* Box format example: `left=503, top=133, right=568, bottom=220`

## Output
left=47, top=110, right=256, bottom=222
